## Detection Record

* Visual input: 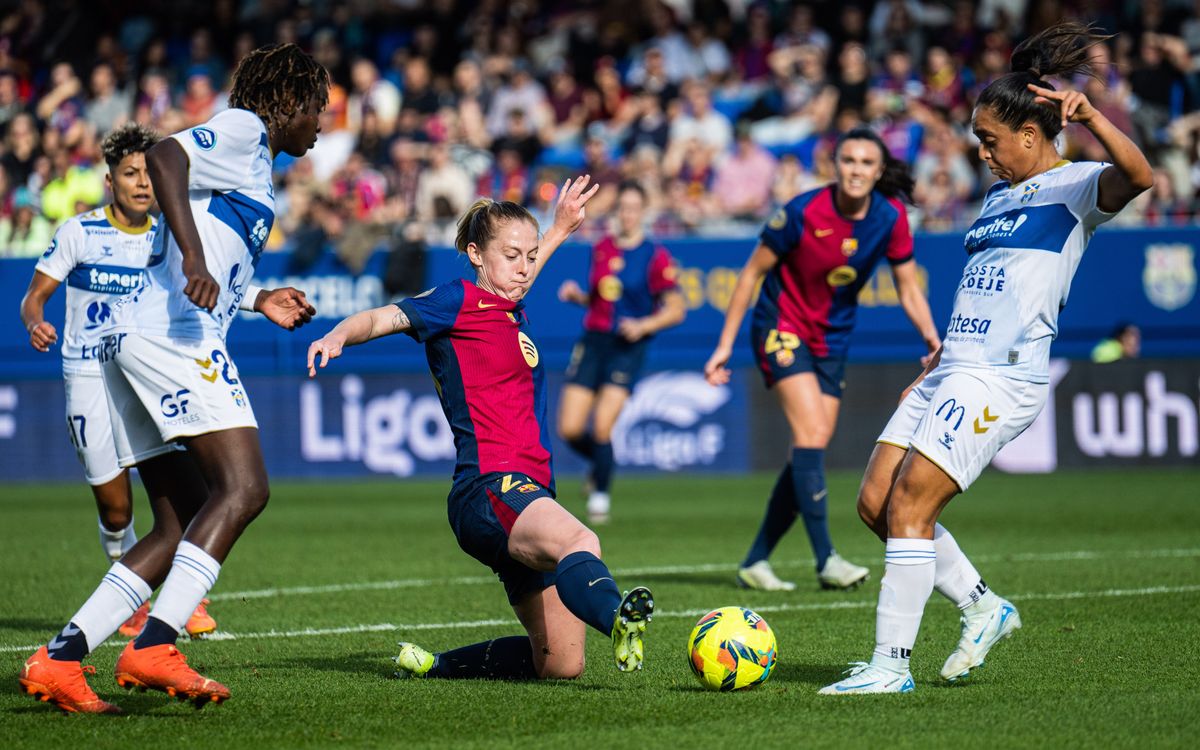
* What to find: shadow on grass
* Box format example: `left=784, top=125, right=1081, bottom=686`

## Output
left=0, top=618, right=61, bottom=632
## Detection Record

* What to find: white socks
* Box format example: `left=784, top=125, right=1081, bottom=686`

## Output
left=98, top=517, right=138, bottom=562
left=873, top=538, right=936, bottom=672
left=71, top=562, right=152, bottom=652
left=148, top=541, right=221, bottom=632
left=933, top=523, right=988, bottom=609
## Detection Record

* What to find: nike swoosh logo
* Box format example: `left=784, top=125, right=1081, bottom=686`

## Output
left=588, top=577, right=613, bottom=587
left=478, top=300, right=498, bottom=309
left=813, top=489, right=828, bottom=502
left=974, top=606, right=1014, bottom=644
left=815, top=228, right=835, bottom=237
left=836, top=681, right=876, bottom=691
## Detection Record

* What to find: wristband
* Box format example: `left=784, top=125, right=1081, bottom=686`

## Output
left=239, top=285, right=265, bottom=312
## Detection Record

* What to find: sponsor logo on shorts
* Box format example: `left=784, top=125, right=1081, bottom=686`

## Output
left=936, top=398, right=966, bottom=430
left=973, top=406, right=999, bottom=434
left=231, top=388, right=247, bottom=408
left=939, top=432, right=955, bottom=449
left=160, top=389, right=200, bottom=426
left=775, top=349, right=795, bottom=367
left=517, top=483, right=541, bottom=494
left=97, top=333, right=127, bottom=363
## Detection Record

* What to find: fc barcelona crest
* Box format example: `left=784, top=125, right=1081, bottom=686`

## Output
left=1143, top=243, right=1196, bottom=311
left=841, top=238, right=858, bottom=256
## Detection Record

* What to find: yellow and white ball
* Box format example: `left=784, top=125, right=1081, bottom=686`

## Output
left=687, top=607, right=778, bottom=691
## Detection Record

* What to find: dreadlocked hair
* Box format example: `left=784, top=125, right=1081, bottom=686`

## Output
left=455, top=199, right=538, bottom=256
left=101, top=123, right=160, bottom=169
left=976, top=22, right=1114, bottom=139
left=228, top=43, right=329, bottom=135
left=836, top=127, right=914, bottom=202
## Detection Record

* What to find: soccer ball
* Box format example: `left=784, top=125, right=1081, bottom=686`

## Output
left=687, top=607, right=777, bottom=691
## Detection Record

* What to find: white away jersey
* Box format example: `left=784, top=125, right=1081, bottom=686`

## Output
left=34, top=206, right=157, bottom=374
left=110, top=108, right=274, bottom=341
left=939, top=160, right=1114, bottom=383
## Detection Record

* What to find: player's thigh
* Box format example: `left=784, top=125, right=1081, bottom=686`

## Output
left=182, top=427, right=268, bottom=500
left=775, top=373, right=836, bottom=448
left=557, top=384, right=597, bottom=439
left=513, top=585, right=587, bottom=679
left=590, top=385, right=630, bottom=443
left=887, top=449, right=961, bottom=538
left=508, top=497, right=599, bottom=571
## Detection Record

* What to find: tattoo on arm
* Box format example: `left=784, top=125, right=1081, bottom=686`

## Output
left=391, top=308, right=410, bottom=332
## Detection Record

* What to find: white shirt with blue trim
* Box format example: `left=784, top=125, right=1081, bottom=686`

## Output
left=110, top=108, right=274, bottom=342
left=34, top=206, right=157, bottom=374
left=939, top=160, right=1114, bottom=383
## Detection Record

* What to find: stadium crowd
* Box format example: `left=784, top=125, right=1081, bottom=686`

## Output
left=1, top=0, right=1199, bottom=261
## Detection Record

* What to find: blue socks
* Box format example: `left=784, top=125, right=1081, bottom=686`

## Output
left=566, top=435, right=595, bottom=460
left=591, top=441, right=614, bottom=493
left=554, top=551, right=621, bottom=635
left=134, top=616, right=179, bottom=650
left=429, top=636, right=537, bottom=680
left=46, top=621, right=89, bottom=662
left=792, top=448, right=834, bottom=571
left=742, top=465, right=798, bottom=567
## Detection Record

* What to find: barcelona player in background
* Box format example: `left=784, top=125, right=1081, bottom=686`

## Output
left=557, top=181, right=686, bottom=523
left=705, top=128, right=940, bottom=592
left=822, top=23, right=1152, bottom=695
left=307, top=176, right=657, bottom=681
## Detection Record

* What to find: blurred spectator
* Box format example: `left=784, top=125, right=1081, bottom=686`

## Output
left=415, top=142, right=473, bottom=223
left=0, top=186, right=52, bottom=257
left=36, top=62, right=86, bottom=146
left=180, top=69, right=219, bottom=127
left=2, top=112, right=40, bottom=188
left=402, top=57, right=440, bottom=116
left=84, top=62, right=131, bottom=136
left=477, top=145, right=529, bottom=204
left=777, top=5, right=832, bottom=55
left=913, top=117, right=973, bottom=204
left=40, top=144, right=103, bottom=223
left=622, top=88, right=670, bottom=154
left=0, top=70, right=24, bottom=135
left=488, top=61, right=548, bottom=138
left=1091, top=323, right=1142, bottom=363
left=668, top=80, right=732, bottom=155
left=349, top=58, right=402, bottom=138
left=712, top=121, right=777, bottom=220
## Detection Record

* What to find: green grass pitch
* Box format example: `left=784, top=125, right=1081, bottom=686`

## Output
left=2, top=469, right=1198, bottom=749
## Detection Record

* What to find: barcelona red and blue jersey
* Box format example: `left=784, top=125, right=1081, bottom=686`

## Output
left=398, top=279, right=553, bottom=491
left=754, top=185, right=913, bottom=357
left=582, top=236, right=678, bottom=333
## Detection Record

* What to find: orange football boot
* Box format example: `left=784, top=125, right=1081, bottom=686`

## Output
left=18, top=646, right=122, bottom=714
left=118, top=602, right=150, bottom=637
left=184, top=598, right=216, bottom=638
left=113, top=641, right=230, bottom=708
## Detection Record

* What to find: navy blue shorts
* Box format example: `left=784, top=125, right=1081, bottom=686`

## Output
left=447, top=472, right=558, bottom=605
left=565, top=331, right=649, bottom=391
left=751, top=324, right=847, bottom=397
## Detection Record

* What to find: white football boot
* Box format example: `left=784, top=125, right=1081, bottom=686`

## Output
left=940, top=593, right=1022, bottom=681
left=819, top=661, right=915, bottom=695
left=736, top=560, right=797, bottom=591
left=817, top=552, right=870, bottom=590
left=586, top=491, right=611, bottom=524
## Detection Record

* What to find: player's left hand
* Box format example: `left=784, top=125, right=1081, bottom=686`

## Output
left=552, top=174, right=601, bottom=236
left=260, top=287, right=317, bottom=331
left=1028, top=84, right=1096, bottom=129
left=618, top=317, right=650, bottom=342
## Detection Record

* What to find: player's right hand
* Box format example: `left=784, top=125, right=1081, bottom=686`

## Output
left=704, top=344, right=732, bottom=386
left=307, top=335, right=346, bottom=378
left=182, top=258, right=219, bottom=311
left=558, top=279, right=583, bottom=303
left=28, top=321, right=57, bottom=352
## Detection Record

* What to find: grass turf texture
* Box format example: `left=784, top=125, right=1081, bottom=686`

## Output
left=1, top=469, right=1198, bottom=749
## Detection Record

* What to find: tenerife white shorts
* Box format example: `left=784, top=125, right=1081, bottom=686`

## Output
left=99, top=332, right=257, bottom=467
left=877, top=367, right=1048, bottom=491
left=63, top=368, right=122, bottom=485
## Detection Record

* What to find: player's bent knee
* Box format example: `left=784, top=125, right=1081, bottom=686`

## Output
left=537, top=652, right=585, bottom=680
left=564, top=526, right=601, bottom=559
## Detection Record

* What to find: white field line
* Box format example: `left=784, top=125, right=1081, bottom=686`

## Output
left=2, top=583, right=1198, bottom=655
left=204, top=547, right=1200, bottom=604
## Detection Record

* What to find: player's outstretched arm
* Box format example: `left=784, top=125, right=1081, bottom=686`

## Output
left=530, top=174, right=601, bottom=285
left=1027, top=83, right=1153, bottom=213
left=306, top=305, right=411, bottom=377
left=19, top=271, right=60, bottom=352
left=246, top=286, right=317, bottom=331
left=619, top=289, right=687, bottom=342
left=146, top=138, right=219, bottom=311
left=704, top=243, right=778, bottom=386
left=557, top=279, right=589, bottom=306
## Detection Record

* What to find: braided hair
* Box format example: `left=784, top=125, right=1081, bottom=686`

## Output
left=228, top=43, right=330, bottom=135
left=976, top=22, right=1113, bottom=139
